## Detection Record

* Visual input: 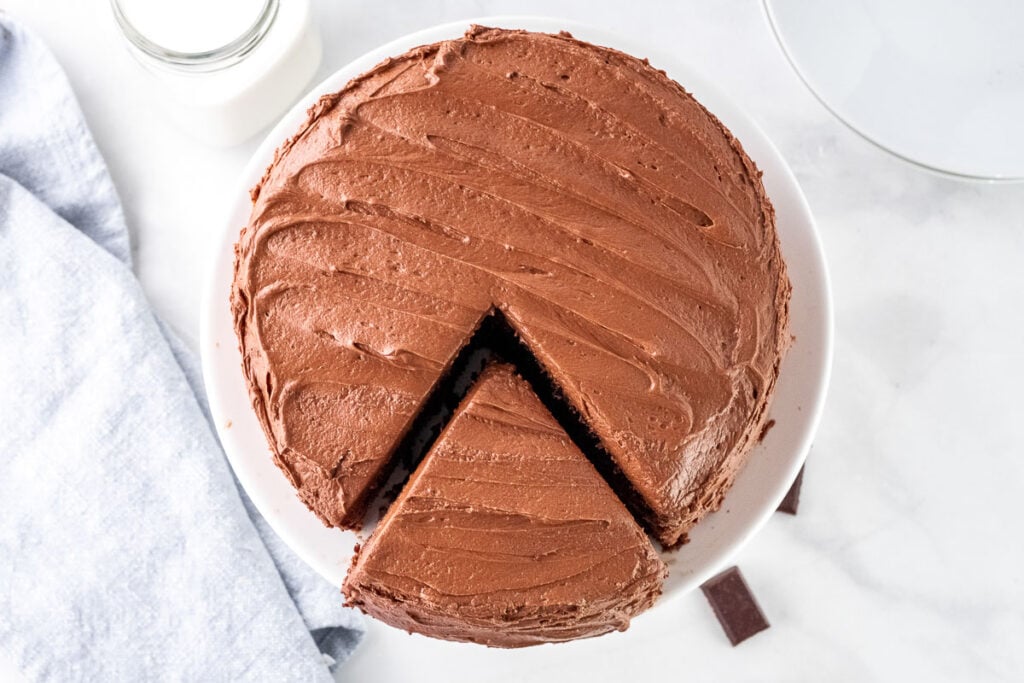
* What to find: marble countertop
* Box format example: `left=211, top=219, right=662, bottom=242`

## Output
left=5, top=0, right=1023, bottom=680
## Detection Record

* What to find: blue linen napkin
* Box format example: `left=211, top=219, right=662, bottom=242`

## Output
left=0, top=13, right=363, bottom=681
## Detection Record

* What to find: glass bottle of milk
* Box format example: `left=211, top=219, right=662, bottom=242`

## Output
left=110, top=0, right=321, bottom=146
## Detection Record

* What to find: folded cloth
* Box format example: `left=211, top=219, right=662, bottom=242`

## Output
left=0, top=14, right=363, bottom=681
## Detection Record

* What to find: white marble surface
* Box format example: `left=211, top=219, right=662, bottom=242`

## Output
left=4, top=1, right=1023, bottom=680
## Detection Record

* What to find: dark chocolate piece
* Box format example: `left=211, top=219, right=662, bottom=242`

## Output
left=777, top=465, right=805, bottom=515
left=700, top=566, right=769, bottom=645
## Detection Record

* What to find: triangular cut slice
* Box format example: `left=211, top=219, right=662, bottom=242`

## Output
left=343, top=363, right=667, bottom=647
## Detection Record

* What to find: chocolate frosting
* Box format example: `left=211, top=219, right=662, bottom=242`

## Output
left=232, top=26, right=790, bottom=544
left=342, top=364, right=667, bottom=646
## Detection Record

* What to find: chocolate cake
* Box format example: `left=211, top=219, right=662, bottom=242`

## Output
left=342, top=364, right=667, bottom=646
left=231, top=26, right=790, bottom=550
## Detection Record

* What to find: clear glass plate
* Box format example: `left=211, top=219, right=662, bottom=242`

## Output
left=765, top=0, right=1024, bottom=181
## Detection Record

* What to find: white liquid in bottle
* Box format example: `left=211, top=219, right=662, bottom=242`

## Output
left=118, top=0, right=268, bottom=54
left=112, top=0, right=322, bottom=146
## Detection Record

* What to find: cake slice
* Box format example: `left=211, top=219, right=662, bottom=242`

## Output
left=342, top=363, right=666, bottom=647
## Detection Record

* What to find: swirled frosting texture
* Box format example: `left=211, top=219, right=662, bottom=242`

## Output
left=342, top=364, right=667, bottom=646
left=232, top=26, right=790, bottom=545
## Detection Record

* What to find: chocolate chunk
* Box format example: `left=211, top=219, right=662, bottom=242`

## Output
left=777, top=465, right=805, bottom=515
left=700, top=566, right=769, bottom=645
